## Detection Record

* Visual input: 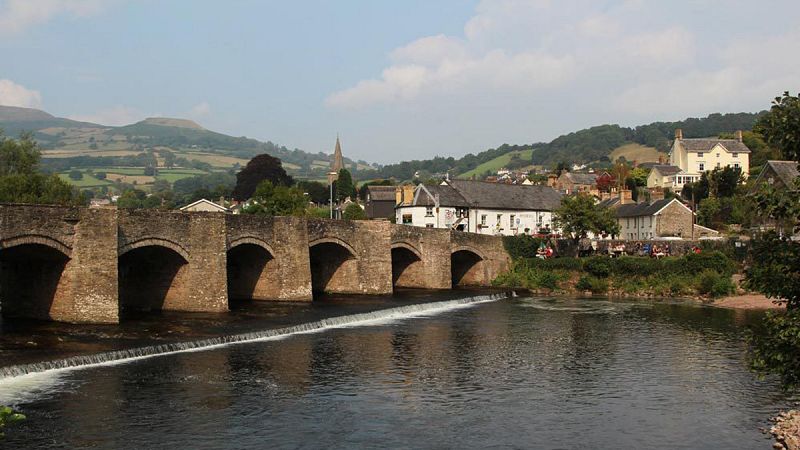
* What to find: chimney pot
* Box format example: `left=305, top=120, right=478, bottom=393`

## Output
left=675, top=128, right=683, bottom=140
left=734, top=130, right=743, bottom=142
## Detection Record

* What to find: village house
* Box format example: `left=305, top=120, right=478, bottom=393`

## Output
left=363, top=185, right=396, bottom=219
left=554, top=171, right=598, bottom=195
left=666, top=128, right=750, bottom=191
left=645, top=164, right=694, bottom=191
left=601, top=192, right=718, bottom=240
left=750, top=160, right=800, bottom=191
left=395, top=179, right=562, bottom=236
left=179, top=198, right=229, bottom=213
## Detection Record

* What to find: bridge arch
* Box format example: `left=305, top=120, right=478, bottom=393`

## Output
left=118, top=240, right=190, bottom=315
left=227, top=237, right=277, bottom=303
left=308, top=237, right=358, bottom=296
left=0, top=236, right=72, bottom=320
left=391, top=242, right=424, bottom=288
left=450, top=246, right=487, bottom=287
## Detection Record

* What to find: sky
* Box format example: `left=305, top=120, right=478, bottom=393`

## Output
left=1, top=0, right=799, bottom=164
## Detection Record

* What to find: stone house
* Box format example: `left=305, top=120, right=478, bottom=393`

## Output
left=750, top=160, right=799, bottom=191
left=555, top=171, right=598, bottom=195
left=668, top=128, right=750, bottom=184
left=603, top=197, right=718, bottom=240
left=395, top=179, right=562, bottom=236
left=364, top=185, right=397, bottom=219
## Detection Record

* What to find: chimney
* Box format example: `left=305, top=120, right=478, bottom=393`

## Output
left=675, top=128, right=683, bottom=140
left=402, top=185, right=414, bottom=206
left=735, top=130, right=743, bottom=142
left=658, top=155, right=665, bottom=165
left=619, top=189, right=633, bottom=205
left=395, top=187, right=402, bottom=206
left=650, top=188, right=664, bottom=201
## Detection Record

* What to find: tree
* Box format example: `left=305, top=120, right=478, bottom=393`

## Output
left=746, top=92, right=800, bottom=391
left=232, top=154, right=293, bottom=201
left=553, top=194, right=620, bottom=242
left=696, top=197, right=721, bottom=228
left=0, top=132, right=81, bottom=205
left=297, top=180, right=329, bottom=204
left=242, top=180, right=308, bottom=217
left=68, top=170, right=83, bottom=180
left=335, top=168, right=356, bottom=202
left=342, top=203, right=366, bottom=220
left=708, top=166, right=742, bottom=198
left=756, top=91, right=800, bottom=162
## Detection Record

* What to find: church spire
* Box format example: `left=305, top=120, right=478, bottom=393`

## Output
left=332, top=134, right=344, bottom=173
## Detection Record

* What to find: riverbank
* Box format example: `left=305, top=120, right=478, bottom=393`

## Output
left=712, top=294, right=786, bottom=310
left=771, top=410, right=800, bottom=450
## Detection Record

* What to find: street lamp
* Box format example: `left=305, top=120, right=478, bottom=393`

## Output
left=328, top=171, right=338, bottom=219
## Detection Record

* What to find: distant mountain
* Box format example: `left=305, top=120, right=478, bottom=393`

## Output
left=0, top=105, right=373, bottom=177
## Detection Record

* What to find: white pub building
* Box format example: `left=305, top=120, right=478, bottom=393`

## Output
left=395, top=180, right=563, bottom=236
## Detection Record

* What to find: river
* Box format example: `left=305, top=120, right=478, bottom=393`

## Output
left=0, top=293, right=792, bottom=449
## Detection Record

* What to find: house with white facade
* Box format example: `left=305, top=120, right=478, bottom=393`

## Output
left=668, top=129, right=750, bottom=189
left=645, top=164, right=698, bottom=192
left=601, top=196, right=718, bottom=240
left=395, top=179, right=562, bottom=236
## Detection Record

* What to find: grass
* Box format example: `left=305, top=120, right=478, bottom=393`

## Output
left=58, top=173, right=111, bottom=187
left=458, top=149, right=534, bottom=178
left=608, top=143, right=666, bottom=164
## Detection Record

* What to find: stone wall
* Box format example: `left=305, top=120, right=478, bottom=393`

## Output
left=0, top=205, right=510, bottom=323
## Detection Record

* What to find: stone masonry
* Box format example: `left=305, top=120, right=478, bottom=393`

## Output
left=0, top=204, right=510, bottom=324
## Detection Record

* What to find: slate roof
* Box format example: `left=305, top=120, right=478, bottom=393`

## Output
left=763, top=160, right=800, bottom=188
left=679, top=138, right=751, bottom=153
left=650, top=165, right=683, bottom=176
left=365, top=185, right=396, bottom=202
left=446, top=179, right=563, bottom=211
left=414, top=184, right=470, bottom=207
left=564, top=172, right=598, bottom=185
left=614, top=198, right=684, bottom=218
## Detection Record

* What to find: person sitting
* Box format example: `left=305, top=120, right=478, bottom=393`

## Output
left=544, top=246, right=554, bottom=259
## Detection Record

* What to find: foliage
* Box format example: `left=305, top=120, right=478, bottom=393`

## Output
left=0, top=132, right=40, bottom=176
left=584, top=256, right=612, bottom=278
left=335, top=168, right=356, bottom=202
left=342, top=203, right=366, bottom=220
left=242, top=180, right=308, bottom=217
left=708, top=166, right=742, bottom=198
left=307, top=206, right=331, bottom=218
left=232, top=154, right=293, bottom=201
left=502, top=235, right=545, bottom=259
left=696, top=197, right=721, bottom=228
left=576, top=275, right=608, bottom=293
left=746, top=232, right=800, bottom=309
left=68, top=170, right=83, bottom=180
left=297, top=180, right=329, bottom=204
left=749, top=310, right=800, bottom=391
left=755, top=91, right=800, bottom=162
left=116, top=188, right=173, bottom=209
left=0, top=406, right=25, bottom=438
left=695, top=269, right=734, bottom=297
left=553, top=194, right=620, bottom=241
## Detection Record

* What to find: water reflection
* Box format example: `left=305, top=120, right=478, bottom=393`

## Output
left=0, top=296, right=791, bottom=449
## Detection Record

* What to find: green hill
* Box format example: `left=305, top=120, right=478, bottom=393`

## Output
left=459, top=149, right=534, bottom=178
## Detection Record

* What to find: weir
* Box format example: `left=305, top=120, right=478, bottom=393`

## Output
left=0, top=205, right=510, bottom=324
left=0, top=292, right=511, bottom=380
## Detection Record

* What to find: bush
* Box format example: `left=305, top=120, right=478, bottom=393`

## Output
left=682, top=251, right=736, bottom=276
left=531, top=271, right=561, bottom=290
left=613, top=256, right=662, bottom=277
left=342, top=203, right=366, bottom=220
left=577, top=275, right=608, bottom=293
left=695, top=269, right=733, bottom=297
left=543, top=257, right=583, bottom=271
left=749, top=310, right=800, bottom=391
left=503, top=235, right=544, bottom=259
left=584, top=256, right=612, bottom=278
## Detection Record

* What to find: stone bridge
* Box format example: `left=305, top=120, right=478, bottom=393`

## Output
left=0, top=205, right=509, bottom=324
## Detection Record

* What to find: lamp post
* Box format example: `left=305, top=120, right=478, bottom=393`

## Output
left=328, top=171, right=337, bottom=219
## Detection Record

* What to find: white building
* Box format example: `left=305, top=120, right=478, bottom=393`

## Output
left=179, top=198, right=229, bottom=213
left=668, top=129, right=750, bottom=186
left=395, top=179, right=562, bottom=236
left=645, top=164, right=700, bottom=192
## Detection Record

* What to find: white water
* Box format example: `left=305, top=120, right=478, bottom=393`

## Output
left=0, top=293, right=509, bottom=391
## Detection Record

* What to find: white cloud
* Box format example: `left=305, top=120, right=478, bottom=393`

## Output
left=69, top=106, right=151, bottom=126
left=0, top=79, right=42, bottom=108
left=188, top=101, right=211, bottom=118
left=0, top=0, right=111, bottom=35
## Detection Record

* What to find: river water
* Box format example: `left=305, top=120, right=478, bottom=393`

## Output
left=0, top=294, right=792, bottom=449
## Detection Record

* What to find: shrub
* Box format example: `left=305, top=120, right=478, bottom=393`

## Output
left=342, top=203, right=367, bottom=220
left=613, top=256, right=662, bottom=277
left=503, top=235, right=544, bottom=259
left=584, top=256, right=612, bottom=278
left=577, top=275, right=607, bottom=293
left=711, top=277, right=735, bottom=298
left=749, top=310, right=800, bottom=391
left=682, top=251, right=736, bottom=276
left=695, top=269, right=733, bottom=297
left=542, top=257, right=583, bottom=271
left=529, top=271, right=561, bottom=290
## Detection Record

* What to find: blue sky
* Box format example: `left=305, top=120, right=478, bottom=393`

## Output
left=1, top=0, right=799, bottom=164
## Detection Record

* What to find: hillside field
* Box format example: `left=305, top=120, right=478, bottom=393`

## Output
left=608, top=143, right=666, bottom=164
left=458, top=149, right=534, bottom=178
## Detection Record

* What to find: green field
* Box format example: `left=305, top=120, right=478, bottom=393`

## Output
left=58, top=172, right=111, bottom=187
left=458, top=149, right=534, bottom=178
left=59, top=167, right=211, bottom=188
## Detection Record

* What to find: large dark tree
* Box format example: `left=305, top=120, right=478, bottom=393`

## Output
left=232, top=154, right=293, bottom=201
left=297, top=180, right=329, bottom=204
left=755, top=91, right=800, bottom=162
left=335, top=168, right=356, bottom=202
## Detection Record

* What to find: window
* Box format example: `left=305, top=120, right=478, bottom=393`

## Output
left=496, top=214, right=502, bottom=225
left=510, top=214, right=516, bottom=228
left=425, top=206, right=433, bottom=217
left=425, top=224, right=434, bottom=228
left=481, top=215, right=487, bottom=226
left=716, top=153, right=720, bottom=158
left=699, top=163, right=705, bottom=171
left=733, top=152, right=738, bottom=158
left=734, top=163, right=740, bottom=169
left=697, top=152, right=704, bottom=157
left=716, top=162, right=721, bottom=169
left=402, top=214, right=412, bottom=224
